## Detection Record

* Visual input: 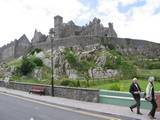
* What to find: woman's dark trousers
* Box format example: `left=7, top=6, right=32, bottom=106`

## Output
left=149, top=99, right=157, bottom=117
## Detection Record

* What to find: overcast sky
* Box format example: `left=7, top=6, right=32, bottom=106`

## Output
left=0, top=0, right=160, bottom=47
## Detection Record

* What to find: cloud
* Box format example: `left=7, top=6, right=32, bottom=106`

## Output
left=0, top=0, right=88, bottom=47
left=96, top=0, right=160, bottom=43
left=118, top=0, right=160, bottom=42
left=118, top=0, right=140, bottom=6
left=0, top=0, right=160, bottom=47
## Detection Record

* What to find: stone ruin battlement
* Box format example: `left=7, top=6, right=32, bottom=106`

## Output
left=0, top=15, right=160, bottom=62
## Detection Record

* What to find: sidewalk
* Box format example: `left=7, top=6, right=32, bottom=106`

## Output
left=0, top=87, right=159, bottom=120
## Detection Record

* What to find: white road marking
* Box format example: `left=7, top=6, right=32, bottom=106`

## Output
left=30, top=117, right=35, bottom=120
left=0, top=92, right=121, bottom=120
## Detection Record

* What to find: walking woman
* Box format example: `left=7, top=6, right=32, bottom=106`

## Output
left=146, top=76, right=157, bottom=119
left=129, top=78, right=142, bottom=115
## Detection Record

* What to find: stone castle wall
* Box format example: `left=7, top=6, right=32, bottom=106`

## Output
left=1, top=34, right=160, bottom=63
left=0, top=35, right=31, bottom=62
left=0, top=41, right=16, bottom=62
left=32, top=35, right=160, bottom=58
left=103, top=37, right=160, bottom=57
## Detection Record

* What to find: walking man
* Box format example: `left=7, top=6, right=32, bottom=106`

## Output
left=146, top=76, right=157, bottom=119
left=129, top=77, right=142, bottom=115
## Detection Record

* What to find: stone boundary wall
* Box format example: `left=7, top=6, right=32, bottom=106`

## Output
left=0, top=81, right=99, bottom=102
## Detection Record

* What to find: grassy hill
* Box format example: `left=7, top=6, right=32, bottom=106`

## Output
left=1, top=47, right=160, bottom=92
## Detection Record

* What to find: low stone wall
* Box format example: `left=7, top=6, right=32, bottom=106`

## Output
left=0, top=81, right=99, bottom=102
left=54, top=86, right=99, bottom=102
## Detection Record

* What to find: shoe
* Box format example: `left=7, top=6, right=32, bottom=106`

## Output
left=148, top=114, right=156, bottom=119
left=151, top=117, right=156, bottom=119
left=137, top=112, right=143, bottom=115
left=129, top=107, right=133, bottom=112
left=148, top=114, right=152, bottom=118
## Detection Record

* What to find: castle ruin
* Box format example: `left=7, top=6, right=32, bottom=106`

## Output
left=52, top=15, right=117, bottom=38
left=0, top=15, right=160, bottom=62
left=0, top=34, right=31, bottom=62
left=31, top=15, right=117, bottom=46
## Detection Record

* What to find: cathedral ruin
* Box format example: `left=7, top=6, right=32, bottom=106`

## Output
left=0, top=15, right=160, bottom=62
left=31, top=15, right=117, bottom=46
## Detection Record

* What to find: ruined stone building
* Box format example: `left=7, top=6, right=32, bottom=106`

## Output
left=31, top=15, right=118, bottom=50
left=0, top=15, right=160, bottom=63
left=0, top=34, right=31, bottom=62
left=53, top=15, right=117, bottom=38
left=31, top=15, right=117, bottom=45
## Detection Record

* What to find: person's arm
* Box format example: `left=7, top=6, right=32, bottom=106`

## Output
left=138, top=83, right=141, bottom=92
left=146, top=83, right=152, bottom=98
left=129, top=84, right=133, bottom=94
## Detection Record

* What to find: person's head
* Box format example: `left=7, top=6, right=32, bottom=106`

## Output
left=132, top=77, right=138, bottom=83
left=148, top=76, right=155, bottom=83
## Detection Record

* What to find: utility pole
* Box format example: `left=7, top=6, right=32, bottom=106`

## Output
left=49, top=28, right=55, bottom=96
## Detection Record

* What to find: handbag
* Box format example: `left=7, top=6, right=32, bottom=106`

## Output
left=145, top=96, right=152, bottom=102
left=144, top=92, right=152, bottom=101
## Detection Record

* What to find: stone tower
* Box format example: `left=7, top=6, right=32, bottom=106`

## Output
left=108, top=23, right=113, bottom=29
left=108, top=22, right=117, bottom=37
left=54, top=15, right=63, bottom=38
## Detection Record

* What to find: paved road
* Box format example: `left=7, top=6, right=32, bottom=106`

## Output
left=0, top=93, right=115, bottom=120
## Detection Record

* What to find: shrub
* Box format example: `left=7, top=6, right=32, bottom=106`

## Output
left=60, top=80, right=76, bottom=87
left=104, top=56, right=118, bottom=69
left=19, top=56, right=36, bottom=75
left=16, top=55, right=43, bottom=76
left=109, top=84, right=120, bottom=91
left=103, top=50, right=124, bottom=69
left=119, top=61, right=137, bottom=79
left=64, top=49, right=78, bottom=67
left=64, top=48, right=94, bottom=82
left=60, top=79, right=82, bottom=87
left=32, top=57, right=43, bottom=66
left=76, top=80, right=81, bottom=87
left=77, top=60, right=91, bottom=72
left=60, top=80, right=71, bottom=86
left=147, top=62, right=160, bottom=69
left=30, top=48, right=42, bottom=55
left=108, top=44, right=115, bottom=50
left=104, top=57, right=116, bottom=69
left=134, top=59, right=160, bottom=69
left=115, top=56, right=123, bottom=65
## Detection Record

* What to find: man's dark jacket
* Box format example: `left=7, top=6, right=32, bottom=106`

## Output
left=129, top=83, right=141, bottom=98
